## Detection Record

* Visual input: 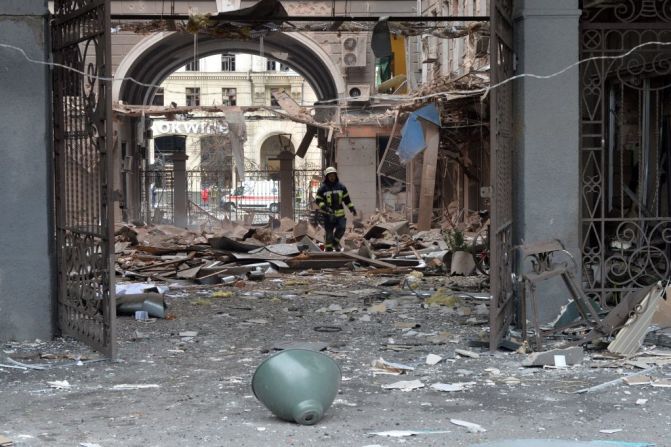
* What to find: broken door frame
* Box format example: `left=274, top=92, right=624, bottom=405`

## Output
left=488, top=0, right=515, bottom=351
left=52, top=0, right=116, bottom=358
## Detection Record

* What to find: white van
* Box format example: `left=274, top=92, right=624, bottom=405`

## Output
left=220, top=180, right=280, bottom=213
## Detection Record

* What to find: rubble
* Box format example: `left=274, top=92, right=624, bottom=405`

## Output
left=450, top=418, right=486, bottom=433
left=2, top=266, right=669, bottom=444
left=521, top=347, right=584, bottom=367
left=113, top=208, right=491, bottom=295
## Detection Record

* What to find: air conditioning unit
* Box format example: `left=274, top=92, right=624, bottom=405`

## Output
left=341, top=34, right=367, bottom=67
left=347, top=84, right=371, bottom=101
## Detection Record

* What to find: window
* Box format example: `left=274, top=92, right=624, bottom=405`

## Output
left=221, top=53, right=236, bottom=71
left=185, top=59, right=200, bottom=71
left=279, top=63, right=290, bottom=72
left=266, top=60, right=277, bottom=71
left=151, top=87, right=164, bottom=106
left=222, top=88, right=237, bottom=106
left=186, top=87, right=200, bottom=107
left=270, top=88, right=281, bottom=107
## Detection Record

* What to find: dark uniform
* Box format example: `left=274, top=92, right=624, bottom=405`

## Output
left=315, top=174, right=356, bottom=251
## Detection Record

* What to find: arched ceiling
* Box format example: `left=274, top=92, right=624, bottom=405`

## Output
left=116, top=31, right=342, bottom=105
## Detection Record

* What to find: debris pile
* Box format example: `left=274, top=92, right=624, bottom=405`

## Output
left=114, top=209, right=491, bottom=287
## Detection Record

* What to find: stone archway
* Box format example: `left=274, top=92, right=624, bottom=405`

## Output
left=113, top=31, right=345, bottom=104
left=260, top=134, right=295, bottom=170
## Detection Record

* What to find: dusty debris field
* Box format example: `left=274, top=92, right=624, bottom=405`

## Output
left=1, top=272, right=670, bottom=447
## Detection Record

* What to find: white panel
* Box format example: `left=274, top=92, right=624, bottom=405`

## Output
left=335, top=137, right=377, bottom=215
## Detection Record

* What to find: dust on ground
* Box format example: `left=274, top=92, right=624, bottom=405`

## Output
left=1, top=272, right=669, bottom=447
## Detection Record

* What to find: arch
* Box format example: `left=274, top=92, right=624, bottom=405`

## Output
left=253, top=129, right=298, bottom=156
left=260, top=133, right=295, bottom=169
left=113, top=31, right=345, bottom=105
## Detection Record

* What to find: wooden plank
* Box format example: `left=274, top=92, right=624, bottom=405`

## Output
left=376, top=258, right=422, bottom=267
left=406, top=158, right=416, bottom=223
left=417, top=121, right=440, bottom=231
left=195, top=268, right=232, bottom=284
left=176, top=265, right=203, bottom=280
left=286, top=259, right=352, bottom=269
left=132, top=252, right=194, bottom=272
left=341, top=252, right=396, bottom=269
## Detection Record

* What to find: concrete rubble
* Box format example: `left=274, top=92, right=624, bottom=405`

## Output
left=1, top=265, right=669, bottom=445
left=2, top=215, right=669, bottom=445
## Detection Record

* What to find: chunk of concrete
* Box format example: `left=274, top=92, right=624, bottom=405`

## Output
left=521, top=347, right=584, bottom=367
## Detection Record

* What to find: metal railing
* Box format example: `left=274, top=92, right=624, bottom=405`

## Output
left=141, top=168, right=322, bottom=226
left=142, top=170, right=175, bottom=224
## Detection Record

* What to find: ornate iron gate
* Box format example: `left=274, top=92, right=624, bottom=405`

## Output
left=489, top=0, right=515, bottom=350
left=52, top=0, right=116, bottom=357
left=580, top=1, right=671, bottom=308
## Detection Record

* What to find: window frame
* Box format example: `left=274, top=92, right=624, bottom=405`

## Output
left=221, top=53, right=236, bottom=72
left=152, top=87, right=164, bottom=106
left=185, top=59, right=200, bottom=71
left=186, top=87, right=201, bottom=107
left=222, top=87, right=237, bottom=106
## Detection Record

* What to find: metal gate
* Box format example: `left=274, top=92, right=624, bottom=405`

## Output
left=52, top=0, right=116, bottom=357
left=580, top=1, right=671, bottom=308
left=488, top=0, right=515, bottom=350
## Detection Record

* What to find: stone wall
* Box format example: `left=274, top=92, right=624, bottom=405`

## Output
left=0, top=0, right=55, bottom=341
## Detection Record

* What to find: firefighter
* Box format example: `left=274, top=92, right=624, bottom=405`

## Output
left=315, top=166, right=357, bottom=252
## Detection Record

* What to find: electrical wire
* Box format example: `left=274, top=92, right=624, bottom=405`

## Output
left=4, top=40, right=671, bottom=108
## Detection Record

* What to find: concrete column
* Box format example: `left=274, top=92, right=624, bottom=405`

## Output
left=0, top=0, right=54, bottom=341
left=278, top=151, right=295, bottom=219
left=513, top=0, right=582, bottom=322
left=335, top=137, right=377, bottom=216
left=171, top=153, right=189, bottom=227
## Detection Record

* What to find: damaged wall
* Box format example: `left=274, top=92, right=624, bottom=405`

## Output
left=421, top=0, right=489, bottom=83
left=0, top=0, right=55, bottom=341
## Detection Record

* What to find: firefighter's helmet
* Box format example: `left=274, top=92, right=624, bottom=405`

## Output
left=324, top=166, right=337, bottom=176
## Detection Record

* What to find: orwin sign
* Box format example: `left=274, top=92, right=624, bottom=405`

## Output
left=152, top=120, right=229, bottom=135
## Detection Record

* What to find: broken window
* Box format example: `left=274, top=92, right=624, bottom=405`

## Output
left=186, top=87, right=200, bottom=107
left=270, top=88, right=281, bottom=107
left=222, top=88, right=237, bottom=106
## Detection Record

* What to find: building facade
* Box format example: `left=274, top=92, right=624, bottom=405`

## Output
left=149, top=53, right=322, bottom=173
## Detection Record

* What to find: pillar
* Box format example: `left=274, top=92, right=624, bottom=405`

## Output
left=171, top=153, right=189, bottom=227
left=278, top=150, right=295, bottom=220
left=0, top=0, right=54, bottom=341
left=513, top=0, right=582, bottom=321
